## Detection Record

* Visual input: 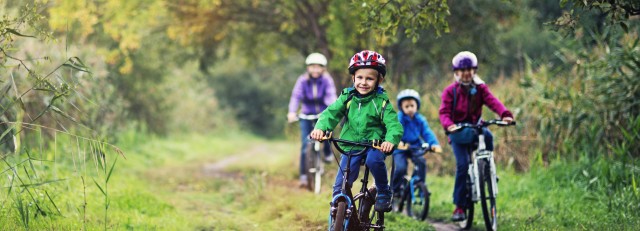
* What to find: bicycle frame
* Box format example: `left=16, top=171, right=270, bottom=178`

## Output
left=452, top=120, right=514, bottom=230
left=469, top=131, right=498, bottom=202
left=322, top=135, right=386, bottom=231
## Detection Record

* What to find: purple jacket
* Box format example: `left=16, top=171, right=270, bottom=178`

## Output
left=288, top=72, right=337, bottom=115
left=439, top=82, right=513, bottom=130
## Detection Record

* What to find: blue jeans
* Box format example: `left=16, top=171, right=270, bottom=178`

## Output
left=299, top=119, right=333, bottom=176
left=332, top=149, right=389, bottom=197
left=391, top=148, right=427, bottom=194
left=450, top=128, right=493, bottom=207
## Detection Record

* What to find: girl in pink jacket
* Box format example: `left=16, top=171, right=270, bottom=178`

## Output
left=438, top=51, right=514, bottom=222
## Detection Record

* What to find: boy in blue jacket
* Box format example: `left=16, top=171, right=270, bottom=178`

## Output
left=391, top=89, right=442, bottom=197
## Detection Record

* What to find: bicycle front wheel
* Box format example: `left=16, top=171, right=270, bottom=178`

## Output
left=304, top=143, right=318, bottom=192
left=479, top=159, right=498, bottom=231
left=406, top=181, right=430, bottom=221
left=458, top=177, right=475, bottom=230
left=331, top=201, right=347, bottom=231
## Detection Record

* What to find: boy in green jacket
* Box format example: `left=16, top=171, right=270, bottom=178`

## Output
left=310, top=50, right=403, bottom=212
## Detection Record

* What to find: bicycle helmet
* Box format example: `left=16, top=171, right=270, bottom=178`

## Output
left=348, top=50, right=386, bottom=77
left=451, top=51, right=478, bottom=70
left=305, top=53, right=328, bottom=66
left=396, top=89, right=421, bottom=109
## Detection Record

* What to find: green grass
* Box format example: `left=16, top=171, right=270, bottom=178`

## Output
left=1, top=131, right=638, bottom=230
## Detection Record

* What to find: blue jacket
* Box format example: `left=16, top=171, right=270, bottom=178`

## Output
left=398, top=111, right=440, bottom=147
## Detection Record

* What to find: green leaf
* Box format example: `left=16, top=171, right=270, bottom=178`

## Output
left=93, top=179, right=107, bottom=196
left=106, top=156, right=118, bottom=183
left=3, top=28, right=35, bottom=38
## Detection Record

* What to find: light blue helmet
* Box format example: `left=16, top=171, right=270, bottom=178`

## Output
left=396, top=89, right=421, bottom=109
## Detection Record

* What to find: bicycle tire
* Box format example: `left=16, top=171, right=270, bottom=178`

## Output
left=392, top=180, right=407, bottom=213
left=333, top=201, right=347, bottom=231
left=357, top=187, right=376, bottom=225
left=479, top=159, right=498, bottom=231
left=406, top=181, right=430, bottom=221
left=374, top=211, right=385, bottom=231
left=304, top=143, right=317, bottom=191
left=459, top=177, right=475, bottom=230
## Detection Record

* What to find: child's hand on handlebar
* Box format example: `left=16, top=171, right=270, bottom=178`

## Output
left=447, top=124, right=458, bottom=132
left=431, top=145, right=443, bottom=153
left=287, top=112, right=298, bottom=123
left=309, top=129, right=324, bottom=141
left=380, top=141, right=394, bottom=153
left=502, top=117, right=514, bottom=123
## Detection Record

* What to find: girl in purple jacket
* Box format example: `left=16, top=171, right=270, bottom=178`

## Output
left=287, top=53, right=337, bottom=187
left=438, top=51, right=514, bottom=221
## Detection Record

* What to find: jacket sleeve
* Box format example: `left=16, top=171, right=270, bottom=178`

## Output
left=323, top=74, right=338, bottom=106
left=315, top=91, right=348, bottom=131
left=419, top=115, right=440, bottom=146
left=438, top=86, right=455, bottom=129
left=479, top=84, right=513, bottom=119
left=288, top=76, right=304, bottom=113
left=382, top=100, right=403, bottom=145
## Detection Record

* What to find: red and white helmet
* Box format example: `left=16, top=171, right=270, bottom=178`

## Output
left=348, top=50, right=386, bottom=77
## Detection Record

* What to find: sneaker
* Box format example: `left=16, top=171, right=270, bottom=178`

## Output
left=299, top=175, right=308, bottom=188
left=375, top=187, right=393, bottom=212
left=451, top=207, right=466, bottom=221
left=324, top=154, right=333, bottom=163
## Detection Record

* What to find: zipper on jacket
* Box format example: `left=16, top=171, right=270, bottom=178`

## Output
left=313, top=80, right=320, bottom=114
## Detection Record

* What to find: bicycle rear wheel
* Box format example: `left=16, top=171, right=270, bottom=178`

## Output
left=406, top=181, right=430, bottom=221
left=479, top=159, right=498, bottom=231
left=356, top=187, right=385, bottom=230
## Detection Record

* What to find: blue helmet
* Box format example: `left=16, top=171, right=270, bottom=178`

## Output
left=452, top=51, right=478, bottom=70
left=396, top=89, right=421, bottom=110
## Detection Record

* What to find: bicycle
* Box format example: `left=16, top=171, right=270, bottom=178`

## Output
left=391, top=142, right=440, bottom=221
left=298, top=113, right=328, bottom=194
left=319, top=132, right=389, bottom=231
left=450, top=119, right=515, bottom=231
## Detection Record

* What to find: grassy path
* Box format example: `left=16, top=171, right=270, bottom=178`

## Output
left=107, top=133, right=438, bottom=230
left=7, top=133, right=635, bottom=230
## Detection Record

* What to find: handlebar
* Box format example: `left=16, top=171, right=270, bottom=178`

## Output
left=397, top=142, right=442, bottom=156
left=310, top=131, right=385, bottom=157
left=449, top=119, right=516, bottom=133
left=298, top=114, right=320, bottom=120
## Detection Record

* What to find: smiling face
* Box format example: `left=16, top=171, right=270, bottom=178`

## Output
left=400, top=99, right=418, bottom=117
left=307, top=64, right=325, bottom=78
left=455, top=68, right=476, bottom=84
left=353, top=68, right=381, bottom=95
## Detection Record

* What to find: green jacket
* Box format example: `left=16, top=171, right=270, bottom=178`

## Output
left=315, top=87, right=403, bottom=151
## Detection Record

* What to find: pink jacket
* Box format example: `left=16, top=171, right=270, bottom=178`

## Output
left=439, top=82, right=513, bottom=130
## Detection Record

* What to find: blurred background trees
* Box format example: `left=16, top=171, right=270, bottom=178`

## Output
left=2, top=0, right=639, bottom=163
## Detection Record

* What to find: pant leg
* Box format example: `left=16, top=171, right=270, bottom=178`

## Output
left=411, top=154, right=427, bottom=183
left=332, top=153, right=363, bottom=197
left=391, top=151, right=409, bottom=193
left=450, top=139, right=471, bottom=207
left=365, top=149, right=389, bottom=191
left=299, top=119, right=313, bottom=176
left=482, top=128, right=494, bottom=151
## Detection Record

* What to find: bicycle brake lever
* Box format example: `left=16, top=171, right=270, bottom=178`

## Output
left=372, top=140, right=383, bottom=150
left=319, top=131, right=332, bottom=141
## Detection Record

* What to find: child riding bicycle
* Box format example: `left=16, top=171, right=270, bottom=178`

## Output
left=287, top=52, right=337, bottom=187
left=438, top=51, right=514, bottom=222
left=310, top=50, right=403, bottom=212
left=391, top=89, right=442, bottom=199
